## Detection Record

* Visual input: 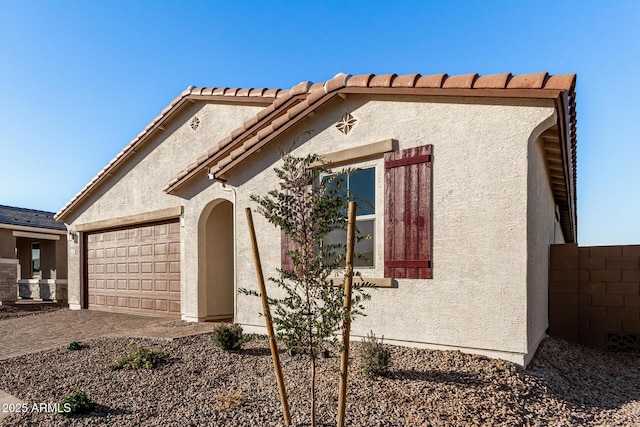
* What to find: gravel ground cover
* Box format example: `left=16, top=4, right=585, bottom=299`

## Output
left=0, top=303, right=65, bottom=321
left=0, top=334, right=639, bottom=426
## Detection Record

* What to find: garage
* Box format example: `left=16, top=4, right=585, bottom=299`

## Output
left=85, top=220, right=180, bottom=317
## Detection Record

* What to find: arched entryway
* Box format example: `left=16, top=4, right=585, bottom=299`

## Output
left=198, top=199, right=234, bottom=321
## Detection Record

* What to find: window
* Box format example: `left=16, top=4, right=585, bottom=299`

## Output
left=323, top=167, right=376, bottom=267
left=279, top=145, right=433, bottom=280
left=31, top=242, right=41, bottom=278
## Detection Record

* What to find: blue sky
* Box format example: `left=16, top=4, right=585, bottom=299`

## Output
left=0, top=1, right=638, bottom=245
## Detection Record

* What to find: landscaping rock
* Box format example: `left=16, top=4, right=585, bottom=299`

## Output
left=0, top=336, right=638, bottom=426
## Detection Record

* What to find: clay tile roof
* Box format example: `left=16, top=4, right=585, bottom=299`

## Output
left=309, top=82, right=325, bottom=93
left=256, top=104, right=277, bottom=121
left=369, top=73, right=397, bottom=87
left=249, top=88, right=267, bottom=97
left=290, top=81, right=312, bottom=96
left=272, top=92, right=293, bottom=109
left=243, top=135, right=260, bottom=150
left=217, top=136, right=233, bottom=150
left=263, top=89, right=280, bottom=98
left=229, top=146, right=245, bottom=160
left=287, top=100, right=310, bottom=120
left=306, top=88, right=326, bottom=105
left=507, top=72, right=549, bottom=89
left=271, top=114, right=290, bottom=131
left=325, top=72, right=350, bottom=93
left=442, top=73, right=478, bottom=89
left=392, top=73, right=421, bottom=88
left=415, top=74, right=448, bottom=88
left=58, top=71, right=579, bottom=224
left=544, top=74, right=576, bottom=90
left=347, top=73, right=374, bottom=87
left=473, top=73, right=512, bottom=89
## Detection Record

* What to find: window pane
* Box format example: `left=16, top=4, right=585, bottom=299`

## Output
left=349, top=168, right=375, bottom=215
left=323, top=173, right=347, bottom=200
left=32, top=243, right=41, bottom=274
left=354, top=219, right=374, bottom=267
left=322, top=219, right=374, bottom=268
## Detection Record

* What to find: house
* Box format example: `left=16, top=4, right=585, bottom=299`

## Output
left=0, top=205, right=68, bottom=304
left=54, top=71, right=577, bottom=365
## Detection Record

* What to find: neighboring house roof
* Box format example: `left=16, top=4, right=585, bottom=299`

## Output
left=55, top=71, right=578, bottom=243
left=0, top=205, right=66, bottom=231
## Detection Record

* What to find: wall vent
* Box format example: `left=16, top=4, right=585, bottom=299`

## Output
left=607, top=332, right=638, bottom=352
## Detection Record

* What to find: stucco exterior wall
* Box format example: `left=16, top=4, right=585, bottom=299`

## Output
left=0, top=229, right=16, bottom=258
left=64, top=102, right=264, bottom=310
left=525, top=132, right=565, bottom=364
left=63, top=92, right=559, bottom=364
left=212, top=95, right=556, bottom=364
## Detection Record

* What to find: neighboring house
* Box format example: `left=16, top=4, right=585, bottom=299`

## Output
left=55, top=71, right=577, bottom=365
left=0, top=205, right=68, bottom=304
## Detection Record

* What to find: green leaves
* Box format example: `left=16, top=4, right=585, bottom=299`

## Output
left=248, top=151, right=371, bottom=359
left=105, top=343, right=166, bottom=370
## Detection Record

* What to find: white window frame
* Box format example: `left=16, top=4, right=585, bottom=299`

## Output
left=321, top=162, right=378, bottom=270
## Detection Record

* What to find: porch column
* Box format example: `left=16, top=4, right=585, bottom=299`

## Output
left=0, top=258, right=19, bottom=305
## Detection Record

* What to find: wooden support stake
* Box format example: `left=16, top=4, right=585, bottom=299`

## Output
left=245, top=208, right=292, bottom=426
left=337, top=201, right=357, bottom=427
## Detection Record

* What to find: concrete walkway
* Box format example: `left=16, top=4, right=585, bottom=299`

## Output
left=0, top=309, right=218, bottom=420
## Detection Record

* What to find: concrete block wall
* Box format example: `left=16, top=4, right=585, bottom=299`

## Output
left=549, top=243, right=640, bottom=350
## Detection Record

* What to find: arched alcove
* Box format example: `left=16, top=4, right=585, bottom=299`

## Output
left=198, top=199, right=234, bottom=321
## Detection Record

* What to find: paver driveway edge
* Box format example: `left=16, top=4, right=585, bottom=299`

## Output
left=0, top=310, right=217, bottom=361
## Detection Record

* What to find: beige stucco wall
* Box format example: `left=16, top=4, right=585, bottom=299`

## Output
left=209, top=94, right=557, bottom=364
left=525, top=131, right=565, bottom=364
left=64, top=101, right=264, bottom=310
left=63, top=92, right=560, bottom=364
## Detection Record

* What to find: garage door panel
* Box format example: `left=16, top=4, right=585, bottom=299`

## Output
left=86, top=219, right=180, bottom=317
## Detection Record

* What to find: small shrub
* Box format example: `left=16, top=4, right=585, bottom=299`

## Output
left=106, top=343, right=166, bottom=370
left=213, top=388, right=244, bottom=411
left=212, top=323, right=247, bottom=351
left=58, top=391, right=95, bottom=418
left=360, top=331, right=391, bottom=378
left=67, top=341, right=82, bottom=351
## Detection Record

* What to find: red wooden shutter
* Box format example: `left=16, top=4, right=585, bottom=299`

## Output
left=384, top=145, right=433, bottom=279
left=281, top=231, right=295, bottom=271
